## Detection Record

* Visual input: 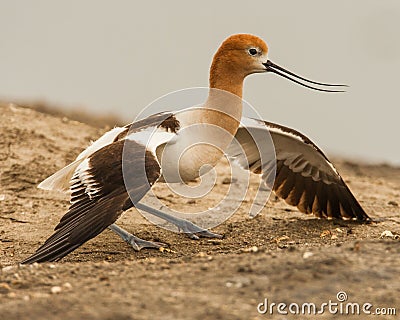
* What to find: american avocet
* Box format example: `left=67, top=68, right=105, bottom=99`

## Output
left=21, top=34, right=370, bottom=264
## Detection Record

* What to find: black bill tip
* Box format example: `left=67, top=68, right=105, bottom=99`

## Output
left=263, top=60, right=347, bottom=93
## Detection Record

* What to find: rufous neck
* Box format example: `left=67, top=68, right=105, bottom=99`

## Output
left=209, top=60, right=244, bottom=99
left=203, top=54, right=246, bottom=135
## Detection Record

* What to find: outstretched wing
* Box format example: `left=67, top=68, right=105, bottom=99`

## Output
left=228, top=117, right=370, bottom=221
left=38, top=112, right=177, bottom=192
left=22, top=113, right=180, bottom=263
left=21, top=139, right=162, bottom=264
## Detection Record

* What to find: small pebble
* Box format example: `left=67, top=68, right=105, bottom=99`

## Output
left=271, top=235, right=290, bottom=243
left=0, top=283, right=11, bottom=294
left=243, top=246, right=259, bottom=253
left=303, top=251, right=313, bottom=259
left=50, top=286, right=62, bottom=294
left=388, top=201, right=398, bottom=207
left=226, top=277, right=252, bottom=288
left=2, top=266, right=14, bottom=272
left=380, top=230, right=399, bottom=239
left=320, top=230, right=331, bottom=238
left=63, top=282, right=72, bottom=290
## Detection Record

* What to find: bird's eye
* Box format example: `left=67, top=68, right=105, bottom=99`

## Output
left=248, top=48, right=258, bottom=56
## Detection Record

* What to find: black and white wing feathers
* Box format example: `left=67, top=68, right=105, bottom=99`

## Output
left=21, top=139, right=162, bottom=263
left=229, top=117, right=370, bottom=221
left=22, top=113, right=180, bottom=264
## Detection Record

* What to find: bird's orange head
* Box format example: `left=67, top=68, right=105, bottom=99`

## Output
left=210, top=34, right=269, bottom=95
left=210, top=33, right=347, bottom=96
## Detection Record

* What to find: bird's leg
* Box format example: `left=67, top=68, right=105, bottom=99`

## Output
left=135, top=202, right=223, bottom=240
left=108, top=224, right=166, bottom=251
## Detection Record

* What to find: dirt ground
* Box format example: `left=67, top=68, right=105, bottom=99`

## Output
left=1, top=102, right=399, bottom=319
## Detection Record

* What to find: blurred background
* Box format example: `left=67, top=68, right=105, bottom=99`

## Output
left=1, top=0, right=399, bottom=165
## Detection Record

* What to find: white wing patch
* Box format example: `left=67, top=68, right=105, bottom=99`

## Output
left=75, top=127, right=127, bottom=161
left=38, top=158, right=86, bottom=192
left=229, top=117, right=342, bottom=185
left=126, top=125, right=177, bottom=155
left=239, top=117, right=339, bottom=177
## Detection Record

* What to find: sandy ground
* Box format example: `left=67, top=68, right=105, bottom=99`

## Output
left=1, top=103, right=399, bottom=319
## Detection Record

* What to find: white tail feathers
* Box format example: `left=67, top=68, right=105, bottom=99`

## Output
left=38, top=126, right=127, bottom=193
left=38, top=158, right=85, bottom=192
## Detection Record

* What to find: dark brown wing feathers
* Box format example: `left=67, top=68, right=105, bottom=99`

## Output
left=21, top=140, right=161, bottom=264
left=232, top=119, right=370, bottom=221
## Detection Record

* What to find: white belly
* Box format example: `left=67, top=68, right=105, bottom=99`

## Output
left=158, top=123, right=233, bottom=182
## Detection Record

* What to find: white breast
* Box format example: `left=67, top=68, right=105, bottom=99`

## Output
left=159, top=111, right=235, bottom=182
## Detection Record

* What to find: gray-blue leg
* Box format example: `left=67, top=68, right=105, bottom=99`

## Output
left=135, top=202, right=223, bottom=240
left=108, top=224, right=166, bottom=251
